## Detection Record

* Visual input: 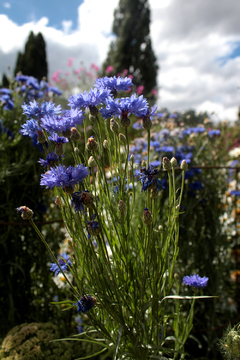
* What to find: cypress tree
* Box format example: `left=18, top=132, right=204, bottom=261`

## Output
left=102, top=0, right=158, bottom=97
left=14, top=31, right=48, bottom=81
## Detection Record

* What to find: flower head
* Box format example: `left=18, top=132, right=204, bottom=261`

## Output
left=94, top=76, right=133, bottom=93
left=38, top=151, right=59, bottom=168
left=71, top=190, right=95, bottom=213
left=75, top=295, right=96, bottom=313
left=137, top=165, right=164, bottom=192
left=183, top=274, right=209, bottom=289
left=41, top=108, right=84, bottom=133
left=68, top=88, right=110, bottom=110
left=40, top=164, right=89, bottom=190
left=22, top=100, right=61, bottom=120
left=16, top=206, right=34, bottom=220
left=86, top=214, right=100, bottom=239
left=50, top=252, right=72, bottom=276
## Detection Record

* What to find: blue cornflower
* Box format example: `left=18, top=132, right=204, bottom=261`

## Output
left=22, top=100, right=61, bottom=120
left=49, top=133, right=68, bottom=144
left=183, top=274, right=209, bottom=289
left=137, top=165, right=164, bottom=192
left=41, top=109, right=84, bottom=133
left=50, top=252, right=72, bottom=276
left=40, top=164, right=89, bottom=190
left=94, top=76, right=133, bottom=93
left=38, top=151, right=59, bottom=168
left=142, top=104, right=158, bottom=120
left=26, top=76, right=40, bottom=90
left=15, top=74, right=29, bottom=82
left=230, top=190, right=240, bottom=196
left=20, top=119, right=42, bottom=137
left=71, top=190, right=94, bottom=213
left=208, top=129, right=221, bottom=137
left=0, top=94, right=14, bottom=110
left=0, top=88, right=12, bottom=95
left=75, top=295, right=96, bottom=313
left=100, top=94, right=148, bottom=120
left=189, top=181, right=204, bottom=191
left=86, top=214, right=100, bottom=239
left=68, top=88, right=110, bottom=111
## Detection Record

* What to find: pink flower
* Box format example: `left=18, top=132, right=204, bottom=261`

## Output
left=122, top=69, right=128, bottom=76
left=105, top=65, right=114, bottom=74
left=67, top=58, right=73, bottom=67
left=151, top=89, right=157, bottom=96
left=128, top=75, right=133, bottom=80
left=65, top=72, right=70, bottom=76
left=91, top=63, right=99, bottom=72
left=136, top=85, right=144, bottom=95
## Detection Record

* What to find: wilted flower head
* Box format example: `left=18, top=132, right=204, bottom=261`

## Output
left=137, top=165, right=164, bottom=192
left=50, top=252, right=72, bottom=276
left=16, top=206, right=34, bottom=220
left=75, top=295, right=96, bottom=313
left=86, top=214, right=100, bottom=239
left=71, top=190, right=95, bottom=213
left=183, top=274, right=209, bottom=289
left=143, top=208, right=153, bottom=225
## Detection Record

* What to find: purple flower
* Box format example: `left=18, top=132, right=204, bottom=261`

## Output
left=74, top=295, right=96, bottom=313
left=50, top=252, right=72, bottom=276
left=94, top=76, right=133, bottom=93
left=71, top=190, right=94, bottom=213
left=137, top=165, right=164, bottom=192
left=20, top=119, right=42, bottom=137
left=22, top=100, right=61, bottom=120
left=49, top=133, right=68, bottom=144
left=100, top=94, right=149, bottom=119
left=0, top=94, right=14, bottom=110
left=41, top=109, right=84, bottom=133
left=40, top=164, right=89, bottom=190
left=183, top=274, right=209, bottom=289
left=38, top=152, right=59, bottom=168
left=68, top=88, right=110, bottom=110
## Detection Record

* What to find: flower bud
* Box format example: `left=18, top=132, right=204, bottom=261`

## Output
left=74, top=147, right=79, bottom=155
left=103, top=139, right=109, bottom=149
left=170, top=157, right=177, bottom=168
left=37, top=130, right=46, bottom=144
left=55, top=142, right=64, bottom=156
left=158, top=225, right=163, bottom=231
left=119, top=133, right=126, bottom=144
left=88, top=221, right=100, bottom=237
left=181, top=160, right=188, bottom=171
left=110, top=118, right=119, bottom=133
left=82, top=191, right=95, bottom=208
left=55, top=196, right=61, bottom=207
left=143, top=208, right=153, bottom=225
left=16, top=206, right=34, bottom=220
left=129, top=154, right=135, bottom=164
left=86, top=136, right=98, bottom=152
left=88, top=156, right=96, bottom=168
left=141, top=160, right=147, bottom=167
left=118, top=200, right=126, bottom=213
left=71, top=127, right=81, bottom=141
left=120, top=115, right=130, bottom=128
left=162, top=157, right=171, bottom=171
left=142, top=117, right=152, bottom=131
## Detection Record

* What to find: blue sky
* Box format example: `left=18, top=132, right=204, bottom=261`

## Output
left=1, top=0, right=84, bottom=29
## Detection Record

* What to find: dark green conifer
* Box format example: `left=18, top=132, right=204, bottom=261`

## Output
left=102, top=0, right=158, bottom=97
left=14, top=31, right=48, bottom=81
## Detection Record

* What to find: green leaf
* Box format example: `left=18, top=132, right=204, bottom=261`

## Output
left=113, top=325, right=123, bottom=360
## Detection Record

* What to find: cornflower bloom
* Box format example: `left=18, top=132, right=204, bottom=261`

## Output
left=94, top=76, right=133, bottom=95
left=137, top=165, right=164, bottom=192
left=20, top=119, right=42, bottom=137
left=75, top=295, right=96, bottom=313
left=41, top=108, right=84, bottom=134
left=40, top=164, right=89, bottom=190
left=22, top=100, right=61, bottom=120
left=68, top=88, right=110, bottom=115
left=38, top=151, right=59, bottom=168
left=183, top=274, right=209, bottom=289
left=50, top=252, right=72, bottom=276
left=100, top=94, right=148, bottom=120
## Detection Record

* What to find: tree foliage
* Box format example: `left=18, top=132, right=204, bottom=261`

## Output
left=14, top=31, right=48, bottom=81
left=102, top=0, right=158, bottom=96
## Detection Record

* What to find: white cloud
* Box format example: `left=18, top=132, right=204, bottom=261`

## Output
left=3, top=2, right=11, bottom=9
left=0, top=0, right=240, bottom=121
